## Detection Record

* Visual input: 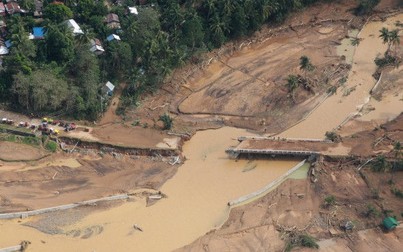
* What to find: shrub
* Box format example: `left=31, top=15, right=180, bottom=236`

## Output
left=300, top=234, right=319, bottom=249
left=325, top=131, right=340, bottom=142
left=374, top=54, right=400, bottom=68
left=365, top=204, right=381, bottom=217
left=324, top=195, right=336, bottom=207
left=159, top=114, right=173, bottom=130
left=371, top=155, right=390, bottom=172
left=45, top=141, right=58, bottom=152
left=391, top=187, right=403, bottom=198
left=22, top=136, right=41, bottom=146
left=355, top=0, right=380, bottom=15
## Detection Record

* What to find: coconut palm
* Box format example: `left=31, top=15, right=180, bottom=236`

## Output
left=286, top=74, right=299, bottom=100
left=379, top=27, right=391, bottom=49
left=388, top=29, right=400, bottom=54
left=299, top=55, right=314, bottom=78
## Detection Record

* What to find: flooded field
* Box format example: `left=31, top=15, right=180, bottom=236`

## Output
left=0, top=127, right=299, bottom=251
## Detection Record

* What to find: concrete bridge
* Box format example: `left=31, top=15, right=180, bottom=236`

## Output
left=226, top=137, right=342, bottom=158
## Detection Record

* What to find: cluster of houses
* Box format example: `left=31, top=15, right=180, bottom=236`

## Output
left=0, top=1, right=147, bottom=66
left=0, top=0, right=156, bottom=96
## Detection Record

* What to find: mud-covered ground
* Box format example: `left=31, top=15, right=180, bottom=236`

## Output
left=178, top=115, right=403, bottom=252
left=0, top=152, right=178, bottom=212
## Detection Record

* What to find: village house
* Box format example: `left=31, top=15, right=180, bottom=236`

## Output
left=34, top=0, right=43, bottom=17
left=65, top=19, right=84, bottom=35
left=0, top=3, right=6, bottom=17
left=5, top=1, right=23, bottom=15
left=107, top=34, right=121, bottom=42
left=0, top=43, right=8, bottom=55
left=128, top=6, right=138, bottom=15
left=103, top=81, right=115, bottom=96
left=105, top=13, right=121, bottom=29
left=90, top=38, right=105, bottom=55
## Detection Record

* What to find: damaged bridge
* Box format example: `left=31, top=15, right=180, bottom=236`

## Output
left=226, top=137, right=346, bottom=159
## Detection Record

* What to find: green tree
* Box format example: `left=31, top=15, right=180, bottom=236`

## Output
left=379, top=28, right=400, bottom=56
left=355, top=0, right=380, bottom=15
left=68, top=46, right=101, bottom=119
left=181, top=13, right=205, bottom=49
left=286, top=74, right=299, bottom=99
left=43, top=2, right=73, bottom=23
left=299, top=55, right=314, bottom=78
left=45, top=24, right=74, bottom=63
left=12, top=69, right=69, bottom=111
left=159, top=113, right=173, bottom=130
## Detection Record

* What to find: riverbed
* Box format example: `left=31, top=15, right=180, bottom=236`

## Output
left=0, top=127, right=299, bottom=251
left=280, top=14, right=402, bottom=139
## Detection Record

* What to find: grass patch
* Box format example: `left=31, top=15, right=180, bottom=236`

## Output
left=300, top=234, right=319, bottom=249
left=284, top=233, right=319, bottom=251
left=391, top=187, right=403, bottom=199
left=0, top=133, right=41, bottom=147
left=324, top=195, right=336, bottom=207
left=45, top=140, right=58, bottom=152
left=365, top=204, right=381, bottom=217
left=21, top=136, right=41, bottom=146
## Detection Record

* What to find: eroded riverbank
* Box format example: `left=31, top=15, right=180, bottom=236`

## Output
left=0, top=127, right=299, bottom=251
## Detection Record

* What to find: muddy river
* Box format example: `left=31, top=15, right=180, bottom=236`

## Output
left=281, top=14, right=402, bottom=139
left=0, top=127, right=299, bottom=251
left=1, top=14, right=402, bottom=252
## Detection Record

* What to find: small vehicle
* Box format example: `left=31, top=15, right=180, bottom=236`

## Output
left=64, top=122, right=77, bottom=132
left=18, top=122, right=29, bottom=127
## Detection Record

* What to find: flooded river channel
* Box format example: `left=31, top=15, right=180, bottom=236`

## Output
left=1, top=14, right=402, bottom=252
left=0, top=127, right=299, bottom=251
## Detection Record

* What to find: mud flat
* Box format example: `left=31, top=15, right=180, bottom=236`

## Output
left=280, top=14, right=403, bottom=139
left=0, top=127, right=299, bottom=251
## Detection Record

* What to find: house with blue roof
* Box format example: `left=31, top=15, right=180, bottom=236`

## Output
left=32, top=27, right=44, bottom=39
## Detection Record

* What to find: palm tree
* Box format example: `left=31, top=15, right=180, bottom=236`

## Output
left=379, top=28, right=400, bottom=56
left=379, top=27, right=391, bottom=53
left=299, top=55, right=314, bottom=78
left=388, top=29, right=400, bottom=55
left=74, top=26, right=94, bottom=47
left=286, top=74, right=299, bottom=100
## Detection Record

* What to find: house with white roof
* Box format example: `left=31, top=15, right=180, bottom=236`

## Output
left=128, top=6, right=138, bottom=15
left=90, top=39, right=105, bottom=55
left=107, top=34, right=121, bottom=42
left=65, top=19, right=84, bottom=35
left=103, top=81, right=115, bottom=96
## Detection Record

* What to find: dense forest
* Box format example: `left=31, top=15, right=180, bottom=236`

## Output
left=0, top=0, right=372, bottom=120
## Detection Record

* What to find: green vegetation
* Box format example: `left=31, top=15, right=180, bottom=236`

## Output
left=159, top=113, right=173, bottom=130
left=350, top=37, right=361, bottom=46
left=299, top=55, right=314, bottom=78
left=0, top=133, right=41, bottom=147
left=324, top=195, right=336, bottom=207
left=375, top=28, right=401, bottom=68
left=300, top=234, right=319, bottom=249
left=0, top=0, right=324, bottom=119
left=371, top=155, right=390, bottom=172
left=391, top=187, right=403, bottom=199
left=284, top=233, right=319, bottom=251
left=325, top=131, right=340, bottom=142
left=355, top=0, right=380, bottom=15
left=365, top=204, right=381, bottom=217
left=286, top=74, right=299, bottom=100
left=45, top=140, right=58, bottom=152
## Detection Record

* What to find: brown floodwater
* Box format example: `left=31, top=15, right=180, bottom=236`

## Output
left=0, top=127, right=299, bottom=251
left=1, top=14, right=401, bottom=252
left=281, top=14, right=403, bottom=139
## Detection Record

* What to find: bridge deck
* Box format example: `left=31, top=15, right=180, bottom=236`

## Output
left=226, top=137, right=340, bottom=157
